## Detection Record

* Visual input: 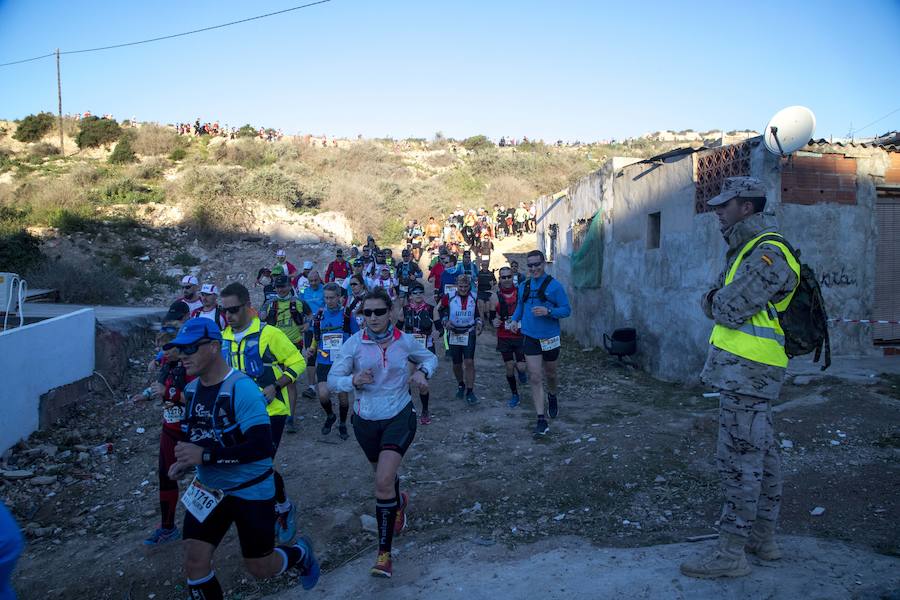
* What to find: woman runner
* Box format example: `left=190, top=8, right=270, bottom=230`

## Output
left=397, top=282, right=443, bottom=424
left=328, top=288, right=438, bottom=578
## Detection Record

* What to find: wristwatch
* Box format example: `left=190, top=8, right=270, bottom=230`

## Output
left=417, top=366, right=431, bottom=380
left=202, top=449, right=213, bottom=465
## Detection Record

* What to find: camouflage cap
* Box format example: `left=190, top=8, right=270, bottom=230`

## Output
left=707, top=176, right=767, bottom=206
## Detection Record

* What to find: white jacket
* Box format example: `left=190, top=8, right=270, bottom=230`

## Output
left=328, top=327, right=439, bottom=420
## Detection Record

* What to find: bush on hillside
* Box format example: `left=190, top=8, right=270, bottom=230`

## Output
left=240, top=166, right=304, bottom=206
left=108, top=137, right=137, bottom=164
left=169, top=147, right=187, bottom=161
left=14, top=112, right=55, bottom=143
left=133, top=124, right=182, bottom=156
left=462, top=135, right=494, bottom=153
left=212, top=138, right=269, bottom=168
left=183, top=194, right=254, bottom=241
left=237, top=124, right=257, bottom=138
left=126, top=157, right=167, bottom=180
left=29, top=142, right=60, bottom=158
left=76, top=117, right=122, bottom=149
left=27, top=257, right=126, bottom=304
left=180, top=166, right=241, bottom=202
left=0, top=208, right=44, bottom=274
left=97, top=176, right=163, bottom=204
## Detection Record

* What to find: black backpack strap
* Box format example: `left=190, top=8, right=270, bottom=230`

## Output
left=496, top=291, right=509, bottom=319
left=537, top=275, right=554, bottom=303
left=222, top=467, right=274, bottom=493
left=522, top=279, right=533, bottom=303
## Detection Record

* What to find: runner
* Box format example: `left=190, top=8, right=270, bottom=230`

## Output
left=439, top=254, right=460, bottom=297
left=475, top=260, right=497, bottom=323
left=220, top=283, right=307, bottom=545
left=366, top=264, right=398, bottom=302
left=309, top=283, right=359, bottom=440
left=345, top=274, right=369, bottom=330
left=509, top=250, right=571, bottom=437
left=395, top=248, right=423, bottom=304
left=256, top=268, right=277, bottom=306
left=275, top=249, right=299, bottom=289
left=439, top=274, right=483, bottom=405
left=327, top=288, right=438, bottom=578
left=191, top=284, right=227, bottom=330
left=295, top=262, right=313, bottom=295
left=424, top=216, right=442, bottom=245
left=459, top=250, right=479, bottom=280
left=179, top=275, right=203, bottom=314
left=509, top=260, right=522, bottom=287
left=342, top=259, right=366, bottom=295
left=492, top=267, right=528, bottom=408
left=165, top=318, right=319, bottom=597
left=397, top=282, right=443, bottom=424
left=300, top=271, right=325, bottom=399
left=132, top=316, right=193, bottom=546
left=324, top=248, right=351, bottom=285
left=261, top=274, right=310, bottom=433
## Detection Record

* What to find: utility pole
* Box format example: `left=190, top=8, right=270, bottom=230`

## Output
left=56, top=48, right=64, bottom=155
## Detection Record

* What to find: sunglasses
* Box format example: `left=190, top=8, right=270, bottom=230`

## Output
left=177, top=339, right=213, bottom=355
left=222, top=304, right=244, bottom=314
left=160, top=325, right=178, bottom=334
left=500, top=275, right=512, bottom=280
left=526, top=262, right=543, bottom=268
left=182, top=286, right=194, bottom=290
left=350, top=281, right=361, bottom=287
left=363, top=308, right=390, bottom=317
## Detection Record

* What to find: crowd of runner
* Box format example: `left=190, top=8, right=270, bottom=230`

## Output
left=130, top=223, right=569, bottom=595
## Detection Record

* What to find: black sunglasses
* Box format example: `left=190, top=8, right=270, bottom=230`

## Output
left=363, top=308, right=390, bottom=317
left=182, top=285, right=194, bottom=290
left=222, top=304, right=244, bottom=314
left=526, top=262, right=543, bottom=268
left=177, top=339, right=213, bottom=355
left=500, top=275, right=512, bottom=280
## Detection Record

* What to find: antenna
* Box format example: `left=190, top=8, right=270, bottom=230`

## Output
left=764, top=106, right=816, bottom=156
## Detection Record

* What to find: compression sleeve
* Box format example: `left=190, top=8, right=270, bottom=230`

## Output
left=203, top=424, right=273, bottom=465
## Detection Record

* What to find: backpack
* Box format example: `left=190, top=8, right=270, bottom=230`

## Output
left=496, top=288, right=517, bottom=320
left=522, top=275, right=554, bottom=304
left=747, top=234, right=831, bottom=370
left=314, top=307, right=353, bottom=339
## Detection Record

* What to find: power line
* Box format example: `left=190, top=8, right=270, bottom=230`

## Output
left=0, top=0, right=331, bottom=68
left=848, top=107, right=900, bottom=136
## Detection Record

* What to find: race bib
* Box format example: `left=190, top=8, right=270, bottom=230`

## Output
left=449, top=332, right=469, bottom=346
left=399, top=285, right=409, bottom=293
left=180, top=477, right=223, bottom=523
left=335, top=278, right=345, bottom=286
left=163, top=404, right=184, bottom=424
left=445, top=285, right=457, bottom=296
left=482, top=255, right=490, bottom=262
left=413, top=334, right=427, bottom=347
left=322, top=333, right=343, bottom=352
left=540, top=336, right=561, bottom=351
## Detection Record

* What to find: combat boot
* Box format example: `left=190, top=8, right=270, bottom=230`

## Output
left=746, top=519, right=782, bottom=561
left=680, top=532, right=752, bottom=579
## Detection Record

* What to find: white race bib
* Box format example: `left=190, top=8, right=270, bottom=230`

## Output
left=180, top=477, right=223, bottom=523
left=413, top=334, right=427, bottom=347
left=335, top=278, right=345, bottom=286
left=322, top=333, right=343, bottom=352
left=540, top=336, right=561, bottom=351
left=163, top=404, right=184, bottom=424
left=444, top=285, right=457, bottom=296
left=449, top=332, right=469, bottom=346
left=399, top=285, right=409, bottom=293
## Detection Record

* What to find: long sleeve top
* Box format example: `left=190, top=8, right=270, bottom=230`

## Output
left=511, top=274, right=571, bottom=339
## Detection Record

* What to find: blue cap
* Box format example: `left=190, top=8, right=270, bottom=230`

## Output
left=162, top=317, right=223, bottom=350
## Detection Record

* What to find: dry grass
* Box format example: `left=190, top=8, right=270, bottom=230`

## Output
left=132, top=124, right=182, bottom=156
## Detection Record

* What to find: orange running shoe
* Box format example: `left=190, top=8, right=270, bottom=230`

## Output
left=370, top=551, right=392, bottom=578
left=394, top=492, right=409, bottom=535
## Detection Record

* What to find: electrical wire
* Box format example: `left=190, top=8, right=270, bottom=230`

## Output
left=0, top=0, right=331, bottom=68
left=848, top=107, right=900, bottom=136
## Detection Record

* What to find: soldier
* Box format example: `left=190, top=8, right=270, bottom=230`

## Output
left=680, top=177, right=800, bottom=579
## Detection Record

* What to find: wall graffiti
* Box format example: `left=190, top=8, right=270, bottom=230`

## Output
left=818, top=266, right=857, bottom=288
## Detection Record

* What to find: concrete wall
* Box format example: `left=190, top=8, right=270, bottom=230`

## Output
left=0, top=308, right=95, bottom=453
left=535, top=140, right=887, bottom=383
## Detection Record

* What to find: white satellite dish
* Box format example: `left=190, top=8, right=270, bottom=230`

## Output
left=764, top=106, right=816, bottom=156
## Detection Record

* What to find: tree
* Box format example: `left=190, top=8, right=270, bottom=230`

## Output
left=108, top=137, right=137, bottom=164
left=237, top=124, right=258, bottom=138
left=462, top=135, right=494, bottom=152
left=14, top=112, right=55, bottom=143
left=76, top=116, right=122, bottom=149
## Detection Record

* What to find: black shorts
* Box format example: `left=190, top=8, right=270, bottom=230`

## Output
left=496, top=336, right=525, bottom=362
left=352, top=403, right=417, bottom=464
left=523, top=335, right=561, bottom=361
left=448, top=330, right=477, bottom=364
left=183, top=495, right=276, bottom=559
left=316, top=362, right=332, bottom=383
left=303, top=331, right=317, bottom=365
left=270, top=414, right=287, bottom=451
left=477, top=290, right=493, bottom=302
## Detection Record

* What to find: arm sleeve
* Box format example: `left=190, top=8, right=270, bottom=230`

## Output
left=206, top=424, right=273, bottom=465
left=711, top=244, right=798, bottom=328
left=268, top=328, right=306, bottom=381
left=511, top=283, right=525, bottom=321
left=327, top=336, right=357, bottom=393
left=547, top=281, right=571, bottom=319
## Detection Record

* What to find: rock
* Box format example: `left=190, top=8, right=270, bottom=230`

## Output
left=1, top=470, right=34, bottom=480
left=360, top=514, right=378, bottom=533
left=77, top=452, right=90, bottom=463
left=810, top=506, right=826, bottom=516
left=32, top=476, right=58, bottom=486
left=56, top=450, right=72, bottom=461
left=654, top=475, right=667, bottom=483
left=781, top=440, right=794, bottom=449
left=331, top=509, right=354, bottom=530
left=793, top=376, right=812, bottom=386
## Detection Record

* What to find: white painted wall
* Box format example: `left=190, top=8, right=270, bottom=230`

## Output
left=0, top=308, right=95, bottom=453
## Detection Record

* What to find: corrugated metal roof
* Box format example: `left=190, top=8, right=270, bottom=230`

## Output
left=807, top=139, right=900, bottom=152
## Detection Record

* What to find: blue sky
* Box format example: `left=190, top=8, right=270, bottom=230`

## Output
left=1, top=0, right=897, bottom=141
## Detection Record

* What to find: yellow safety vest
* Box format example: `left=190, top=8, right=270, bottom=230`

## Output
left=709, top=233, right=800, bottom=368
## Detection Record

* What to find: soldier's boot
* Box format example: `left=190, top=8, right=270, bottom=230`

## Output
left=746, top=519, right=782, bottom=561
left=680, top=533, right=752, bottom=579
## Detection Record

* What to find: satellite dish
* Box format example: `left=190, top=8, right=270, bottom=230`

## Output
left=764, top=106, right=816, bottom=156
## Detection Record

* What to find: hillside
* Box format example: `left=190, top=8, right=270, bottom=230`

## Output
left=0, top=117, right=687, bottom=304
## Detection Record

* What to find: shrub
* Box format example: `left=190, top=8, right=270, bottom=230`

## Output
left=133, top=124, right=182, bottom=156
left=168, top=147, right=187, bottom=161
left=26, top=258, right=126, bottom=304
left=180, top=166, right=241, bottom=202
left=108, top=137, right=137, bottom=164
left=127, top=157, right=166, bottom=180
left=172, top=251, right=200, bottom=267
left=69, top=162, right=105, bottom=186
left=214, top=138, right=269, bottom=168
left=239, top=166, right=302, bottom=205
left=76, top=117, right=121, bottom=149
left=123, top=242, right=147, bottom=257
left=462, top=135, right=494, bottom=153
left=48, top=208, right=94, bottom=235
left=14, top=113, right=55, bottom=143
left=0, top=208, right=43, bottom=273
left=237, top=124, right=257, bottom=138
left=183, top=194, right=254, bottom=240
left=29, top=142, right=60, bottom=158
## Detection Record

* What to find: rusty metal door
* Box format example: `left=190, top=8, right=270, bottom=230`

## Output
left=874, top=195, right=900, bottom=343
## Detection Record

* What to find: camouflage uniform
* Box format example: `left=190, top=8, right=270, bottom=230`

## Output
left=700, top=184, right=798, bottom=540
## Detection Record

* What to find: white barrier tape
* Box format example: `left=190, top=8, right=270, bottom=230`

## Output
left=828, top=318, right=900, bottom=325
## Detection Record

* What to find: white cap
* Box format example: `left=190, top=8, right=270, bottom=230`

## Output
left=303, top=260, right=313, bottom=269
left=276, top=249, right=286, bottom=257
left=180, top=275, right=199, bottom=286
left=200, top=283, right=219, bottom=295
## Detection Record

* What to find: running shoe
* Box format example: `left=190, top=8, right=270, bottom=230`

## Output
left=548, top=395, right=559, bottom=419
left=275, top=503, right=297, bottom=545
left=371, top=551, right=392, bottom=578
left=294, top=536, right=321, bottom=590
left=143, top=526, right=180, bottom=546
left=466, top=391, right=479, bottom=406
left=338, top=422, right=349, bottom=440
left=508, top=393, right=520, bottom=408
left=455, top=384, right=465, bottom=399
left=533, top=418, right=550, bottom=438
left=419, top=412, right=432, bottom=425
left=302, top=387, right=316, bottom=399
left=394, top=492, right=409, bottom=535
left=321, top=414, right=337, bottom=435
left=518, top=371, right=528, bottom=384
left=286, top=417, right=297, bottom=434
